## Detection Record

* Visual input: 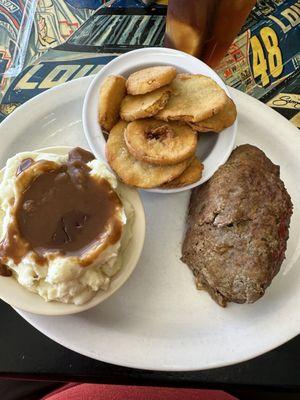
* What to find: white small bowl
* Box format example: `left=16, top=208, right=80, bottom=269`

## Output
left=83, top=47, right=237, bottom=194
left=0, top=146, right=145, bottom=316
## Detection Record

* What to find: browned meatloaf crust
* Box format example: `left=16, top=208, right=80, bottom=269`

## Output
left=181, top=144, right=293, bottom=307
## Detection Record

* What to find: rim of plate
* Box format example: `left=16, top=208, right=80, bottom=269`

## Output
left=82, top=47, right=237, bottom=194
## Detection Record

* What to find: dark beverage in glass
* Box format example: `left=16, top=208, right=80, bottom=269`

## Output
left=165, top=0, right=256, bottom=68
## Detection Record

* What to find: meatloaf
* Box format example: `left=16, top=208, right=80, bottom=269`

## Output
left=181, top=144, right=293, bottom=307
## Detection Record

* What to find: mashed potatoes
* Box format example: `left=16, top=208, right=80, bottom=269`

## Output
left=0, top=150, right=133, bottom=305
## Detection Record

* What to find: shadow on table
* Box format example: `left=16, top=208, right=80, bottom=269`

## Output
left=0, top=379, right=63, bottom=400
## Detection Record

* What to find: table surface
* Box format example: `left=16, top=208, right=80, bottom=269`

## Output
left=1, top=301, right=300, bottom=390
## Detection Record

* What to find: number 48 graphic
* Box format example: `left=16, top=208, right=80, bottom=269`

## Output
left=250, top=27, right=283, bottom=87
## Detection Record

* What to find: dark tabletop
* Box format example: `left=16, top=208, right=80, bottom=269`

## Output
left=1, top=300, right=300, bottom=392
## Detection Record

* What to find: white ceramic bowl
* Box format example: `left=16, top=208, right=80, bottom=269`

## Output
left=0, top=146, right=145, bottom=316
left=83, top=47, right=237, bottom=194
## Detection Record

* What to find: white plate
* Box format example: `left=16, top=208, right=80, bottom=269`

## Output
left=0, top=77, right=300, bottom=371
left=82, top=48, right=237, bottom=193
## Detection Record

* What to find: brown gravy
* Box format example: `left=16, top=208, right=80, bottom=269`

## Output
left=0, top=148, right=123, bottom=266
